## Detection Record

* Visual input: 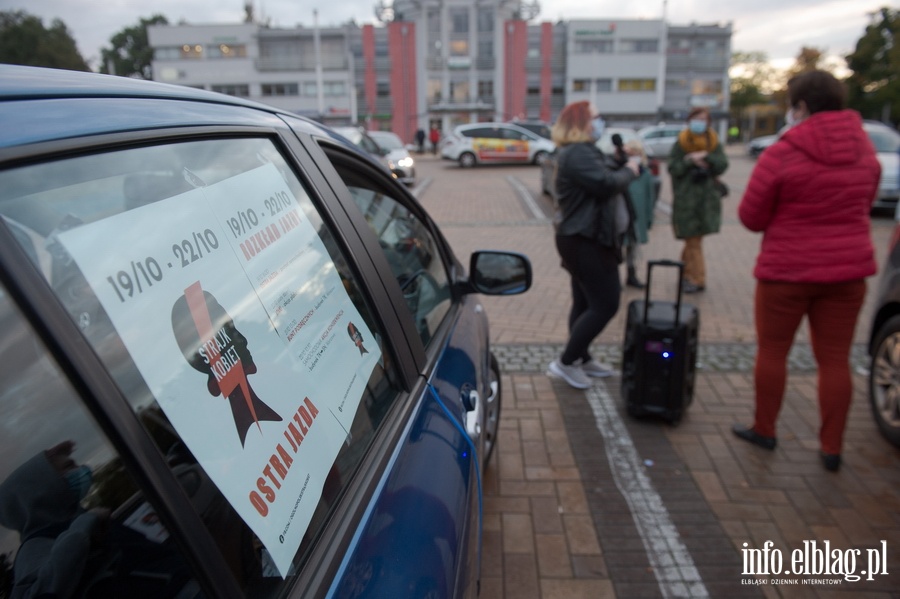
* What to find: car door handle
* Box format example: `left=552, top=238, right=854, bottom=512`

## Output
left=461, top=387, right=481, bottom=438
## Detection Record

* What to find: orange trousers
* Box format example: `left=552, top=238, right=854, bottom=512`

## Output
left=752, top=279, right=866, bottom=455
left=680, top=236, right=705, bottom=287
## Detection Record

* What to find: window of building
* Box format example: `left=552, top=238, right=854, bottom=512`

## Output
left=303, top=82, right=318, bottom=97
left=450, top=81, right=469, bottom=103
left=374, top=39, right=389, bottom=58
left=450, top=8, right=469, bottom=34
left=574, top=40, right=613, bottom=54
left=478, top=80, right=493, bottom=100
left=154, top=47, right=181, bottom=60
left=572, top=79, right=588, bottom=92
left=180, top=44, right=204, bottom=59
left=324, top=81, right=346, bottom=97
left=692, top=80, right=723, bottom=95
left=261, top=83, right=299, bottom=96
left=477, top=8, right=494, bottom=32
left=477, top=39, right=493, bottom=58
left=619, top=39, right=658, bottom=53
left=618, top=79, right=656, bottom=92
left=450, top=40, right=469, bottom=57
left=526, top=86, right=540, bottom=97
left=377, top=82, right=390, bottom=98
left=207, top=43, right=247, bottom=58
left=210, top=84, right=249, bottom=97
left=428, top=79, right=442, bottom=103
left=595, top=79, right=612, bottom=92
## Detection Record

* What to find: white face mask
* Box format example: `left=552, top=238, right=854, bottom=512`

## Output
left=591, top=117, right=605, bottom=141
left=688, top=119, right=707, bottom=134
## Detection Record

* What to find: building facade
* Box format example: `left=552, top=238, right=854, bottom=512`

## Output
left=148, top=6, right=731, bottom=144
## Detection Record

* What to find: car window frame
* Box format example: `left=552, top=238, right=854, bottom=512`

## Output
left=0, top=121, right=433, bottom=598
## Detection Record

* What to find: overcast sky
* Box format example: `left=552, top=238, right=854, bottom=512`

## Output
left=6, top=0, right=891, bottom=71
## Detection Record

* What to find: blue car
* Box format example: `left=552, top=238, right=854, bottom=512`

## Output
left=0, top=65, right=530, bottom=598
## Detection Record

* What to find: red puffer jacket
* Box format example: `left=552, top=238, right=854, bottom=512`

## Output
left=739, top=109, right=881, bottom=283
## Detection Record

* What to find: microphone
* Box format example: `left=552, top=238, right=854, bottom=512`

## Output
left=610, top=133, right=627, bottom=165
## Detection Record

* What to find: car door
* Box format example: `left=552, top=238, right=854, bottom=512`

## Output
left=294, top=131, right=490, bottom=597
left=0, top=98, right=481, bottom=598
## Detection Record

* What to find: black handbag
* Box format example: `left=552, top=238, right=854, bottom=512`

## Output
left=714, top=178, right=729, bottom=198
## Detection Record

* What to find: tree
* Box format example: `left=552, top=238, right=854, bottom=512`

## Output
left=729, top=52, right=777, bottom=141
left=99, top=14, right=168, bottom=79
left=846, top=7, right=900, bottom=126
left=0, top=10, right=90, bottom=71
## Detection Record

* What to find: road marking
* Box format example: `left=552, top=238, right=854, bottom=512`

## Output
left=585, top=383, right=709, bottom=598
left=506, top=175, right=549, bottom=223
left=411, top=176, right=432, bottom=199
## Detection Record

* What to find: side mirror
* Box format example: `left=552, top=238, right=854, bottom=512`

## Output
left=462, top=251, right=532, bottom=296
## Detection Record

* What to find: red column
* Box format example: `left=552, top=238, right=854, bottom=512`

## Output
left=388, top=21, right=417, bottom=144
left=503, top=20, right=527, bottom=120
left=540, top=22, right=553, bottom=123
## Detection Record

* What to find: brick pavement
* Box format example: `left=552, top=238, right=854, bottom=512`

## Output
left=411, top=148, right=900, bottom=598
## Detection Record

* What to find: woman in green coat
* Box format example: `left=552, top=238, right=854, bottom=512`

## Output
left=668, top=107, right=729, bottom=293
left=623, top=139, right=658, bottom=288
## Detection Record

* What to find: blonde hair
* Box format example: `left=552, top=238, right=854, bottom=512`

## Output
left=551, top=101, right=594, bottom=146
left=624, top=138, right=648, bottom=167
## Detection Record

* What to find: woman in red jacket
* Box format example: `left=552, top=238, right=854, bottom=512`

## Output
left=733, top=70, right=881, bottom=472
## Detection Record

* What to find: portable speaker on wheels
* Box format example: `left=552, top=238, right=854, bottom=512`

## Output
left=621, top=260, right=699, bottom=424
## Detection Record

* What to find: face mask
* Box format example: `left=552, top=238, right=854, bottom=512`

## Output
left=591, top=117, right=605, bottom=141
left=688, top=119, right=707, bottom=134
left=64, top=465, right=93, bottom=501
left=785, top=106, right=804, bottom=127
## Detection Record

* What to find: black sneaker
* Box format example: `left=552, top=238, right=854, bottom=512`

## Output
left=682, top=281, right=704, bottom=294
left=821, top=452, right=841, bottom=472
left=731, top=424, right=776, bottom=450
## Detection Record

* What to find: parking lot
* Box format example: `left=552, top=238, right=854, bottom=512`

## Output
left=411, top=145, right=900, bottom=598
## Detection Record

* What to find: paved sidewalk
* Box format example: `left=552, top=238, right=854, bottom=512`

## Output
left=412, top=148, right=900, bottom=597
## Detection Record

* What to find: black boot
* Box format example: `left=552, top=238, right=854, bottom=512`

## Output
left=626, top=267, right=645, bottom=289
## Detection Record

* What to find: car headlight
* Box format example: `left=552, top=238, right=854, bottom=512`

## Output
left=398, top=157, right=414, bottom=168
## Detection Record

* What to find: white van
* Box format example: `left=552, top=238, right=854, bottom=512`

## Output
left=441, top=122, right=555, bottom=167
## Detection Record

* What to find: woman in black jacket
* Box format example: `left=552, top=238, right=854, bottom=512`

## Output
left=547, top=101, right=638, bottom=389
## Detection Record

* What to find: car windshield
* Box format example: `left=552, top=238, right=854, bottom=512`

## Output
left=371, top=133, right=405, bottom=151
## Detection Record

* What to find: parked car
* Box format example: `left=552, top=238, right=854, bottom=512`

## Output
left=440, top=122, right=555, bottom=167
left=868, top=206, right=900, bottom=447
left=368, top=130, right=416, bottom=187
left=0, top=64, right=532, bottom=598
left=747, top=133, right=779, bottom=158
left=864, top=121, right=900, bottom=212
left=637, top=123, right=685, bottom=158
left=539, top=129, right=661, bottom=203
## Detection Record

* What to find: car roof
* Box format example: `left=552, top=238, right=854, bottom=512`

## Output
left=0, top=64, right=345, bottom=150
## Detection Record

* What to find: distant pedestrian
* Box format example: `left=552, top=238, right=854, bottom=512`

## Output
left=415, top=128, right=426, bottom=153
left=667, top=106, right=729, bottom=294
left=733, top=70, right=881, bottom=472
left=429, top=125, right=440, bottom=155
left=622, top=139, right=657, bottom=289
left=546, top=101, right=637, bottom=389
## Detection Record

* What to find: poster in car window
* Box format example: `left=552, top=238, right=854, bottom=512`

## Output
left=57, top=162, right=381, bottom=577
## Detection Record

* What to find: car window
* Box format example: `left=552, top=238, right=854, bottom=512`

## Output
left=0, top=137, right=405, bottom=596
left=325, top=155, right=452, bottom=346
left=0, top=283, right=199, bottom=598
left=371, top=133, right=405, bottom=151
left=867, top=127, right=900, bottom=153
left=461, top=127, right=492, bottom=139
left=502, top=127, right=529, bottom=141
